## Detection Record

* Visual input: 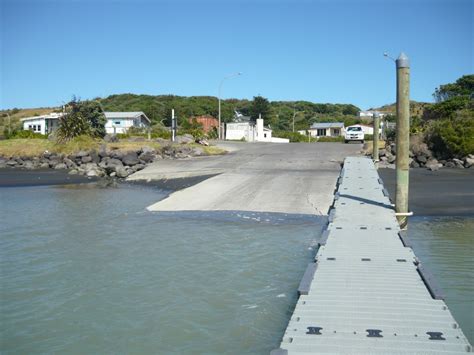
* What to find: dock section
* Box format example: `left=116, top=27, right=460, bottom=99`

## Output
left=273, top=156, right=472, bottom=354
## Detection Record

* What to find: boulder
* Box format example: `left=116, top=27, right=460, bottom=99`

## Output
left=90, top=151, right=100, bottom=163
left=132, top=164, right=146, bottom=172
left=109, top=150, right=124, bottom=160
left=410, top=160, right=420, bottom=168
left=141, top=146, right=156, bottom=155
left=63, top=158, right=76, bottom=169
left=39, top=162, right=50, bottom=169
left=115, top=166, right=130, bottom=178
left=192, top=147, right=204, bottom=156
left=176, top=134, right=194, bottom=144
left=386, top=153, right=396, bottom=164
left=81, top=155, right=92, bottom=163
left=139, top=152, right=155, bottom=163
left=416, top=154, right=427, bottom=164
left=122, top=152, right=139, bottom=166
left=426, top=159, right=442, bottom=171
left=49, top=159, right=61, bottom=168
left=104, top=134, right=119, bottom=143
left=6, top=160, right=18, bottom=166
left=98, top=145, right=108, bottom=158
left=452, top=158, right=465, bottom=168
left=464, top=155, right=474, bottom=168
left=68, top=169, right=78, bottom=175
left=444, top=161, right=456, bottom=168
left=378, top=149, right=387, bottom=157
left=23, top=160, right=35, bottom=169
left=54, top=163, right=67, bottom=170
left=76, top=150, right=89, bottom=158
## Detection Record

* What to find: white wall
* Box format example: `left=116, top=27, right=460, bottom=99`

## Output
left=105, top=118, right=133, bottom=134
left=226, top=123, right=255, bottom=141
left=23, top=118, right=46, bottom=135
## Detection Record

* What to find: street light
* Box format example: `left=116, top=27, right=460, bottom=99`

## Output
left=218, top=72, right=242, bottom=140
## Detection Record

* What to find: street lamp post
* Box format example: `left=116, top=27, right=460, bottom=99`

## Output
left=218, top=72, right=242, bottom=140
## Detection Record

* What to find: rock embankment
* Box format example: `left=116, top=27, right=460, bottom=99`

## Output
left=0, top=144, right=211, bottom=179
left=376, top=142, right=473, bottom=171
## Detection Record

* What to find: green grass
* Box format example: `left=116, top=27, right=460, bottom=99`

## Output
left=0, top=136, right=227, bottom=158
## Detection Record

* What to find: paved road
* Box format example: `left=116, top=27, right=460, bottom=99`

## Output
left=128, top=142, right=361, bottom=215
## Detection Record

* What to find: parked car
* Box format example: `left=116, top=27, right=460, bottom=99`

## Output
left=344, top=126, right=364, bottom=143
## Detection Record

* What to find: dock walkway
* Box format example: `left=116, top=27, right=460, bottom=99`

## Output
left=273, top=157, right=472, bottom=354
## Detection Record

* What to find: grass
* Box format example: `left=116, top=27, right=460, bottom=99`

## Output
left=0, top=136, right=227, bottom=157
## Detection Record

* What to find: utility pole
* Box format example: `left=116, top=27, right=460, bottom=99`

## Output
left=171, top=109, right=176, bottom=142
left=218, top=72, right=242, bottom=140
left=395, top=53, right=410, bottom=229
left=373, top=112, right=380, bottom=166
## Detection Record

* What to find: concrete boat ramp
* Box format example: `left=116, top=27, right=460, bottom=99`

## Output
left=273, top=157, right=472, bottom=354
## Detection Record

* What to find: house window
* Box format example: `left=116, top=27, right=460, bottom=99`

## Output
left=317, top=128, right=326, bottom=136
left=264, top=133, right=267, bottom=138
left=115, top=121, right=121, bottom=125
left=333, top=129, right=340, bottom=136
left=36, top=125, right=41, bottom=132
left=28, top=125, right=33, bottom=131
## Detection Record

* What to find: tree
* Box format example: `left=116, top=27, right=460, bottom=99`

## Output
left=433, top=74, right=474, bottom=102
left=249, top=96, right=271, bottom=121
left=56, top=98, right=106, bottom=142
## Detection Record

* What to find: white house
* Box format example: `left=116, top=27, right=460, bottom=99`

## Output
left=358, top=110, right=387, bottom=119
left=308, top=122, right=345, bottom=138
left=22, top=111, right=150, bottom=135
left=104, top=112, right=150, bottom=134
left=21, top=112, right=65, bottom=135
left=226, top=117, right=289, bottom=143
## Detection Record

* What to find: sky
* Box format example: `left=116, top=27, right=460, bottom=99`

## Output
left=0, top=0, right=472, bottom=110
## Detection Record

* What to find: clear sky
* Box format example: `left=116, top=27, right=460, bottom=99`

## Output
left=1, top=0, right=472, bottom=110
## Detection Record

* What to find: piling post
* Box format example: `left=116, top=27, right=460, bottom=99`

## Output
left=395, top=53, right=410, bottom=228
left=373, top=112, right=380, bottom=166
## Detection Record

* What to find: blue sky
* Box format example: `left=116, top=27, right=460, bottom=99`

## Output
left=1, top=0, right=472, bottom=109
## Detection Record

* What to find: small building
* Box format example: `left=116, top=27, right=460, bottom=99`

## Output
left=21, top=112, right=65, bottom=135
left=104, top=112, right=150, bottom=134
left=226, top=117, right=289, bottom=143
left=308, top=122, right=345, bottom=138
left=188, top=115, right=218, bottom=133
left=358, top=110, right=387, bottom=119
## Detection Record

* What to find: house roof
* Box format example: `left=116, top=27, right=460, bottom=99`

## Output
left=104, top=111, right=151, bottom=122
left=310, top=122, right=344, bottom=129
left=20, top=112, right=65, bottom=121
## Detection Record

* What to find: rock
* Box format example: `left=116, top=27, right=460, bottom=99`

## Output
left=115, top=166, right=130, bottom=178
left=410, top=160, right=420, bottom=168
left=98, top=144, right=108, bottom=158
left=386, top=153, right=396, bottom=164
left=132, top=164, right=146, bottom=172
left=141, top=146, right=156, bottom=155
left=122, top=152, right=139, bottom=166
left=378, top=149, right=387, bottom=157
left=23, top=160, right=35, bottom=169
left=444, top=161, right=456, bottom=168
left=81, top=155, right=92, bottom=163
left=380, top=156, right=388, bottom=162
left=452, top=158, right=465, bottom=168
left=110, top=172, right=117, bottom=177
left=6, top=160, right=18, bottom=166
left=76, top=150, right=89, bottom=158
left=54, top=163, right=67, bottom=170
left=192, top=147, right=204, bottom=156
left=86, top=169, right=98, bottom=177
left=197, top=139, right=209, bottom=146
left=49, top=159, right=61, bottom=168
left=176, top=134, right=194, bottom=144
left=104, top=134, right=118, bottom=143
left=416, top=154, right=427, bottom=164
left=90, top=151, right=100, bottom=163
left=139, top=152, right=155, bottom=163
left=63, top=158, right=76, bottom=169
left=464, top=156, right=474, bottom=168
left=109, top=150, right=124, bottom=160
left=426, top=158, right=442, bottom=171
left=39, top=162, right=49, bottom=168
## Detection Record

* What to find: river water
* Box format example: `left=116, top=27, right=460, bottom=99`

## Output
left=0, top=184, right=472, bottom=353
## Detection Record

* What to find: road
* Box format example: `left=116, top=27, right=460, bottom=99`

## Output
left=128, top=142, right=361, bottom=215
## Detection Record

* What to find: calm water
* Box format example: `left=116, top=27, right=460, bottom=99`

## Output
left=0, top=184, right=472, bottom=353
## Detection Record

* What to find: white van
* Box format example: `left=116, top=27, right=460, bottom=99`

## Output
left=344, top=126, right=365, bottom=143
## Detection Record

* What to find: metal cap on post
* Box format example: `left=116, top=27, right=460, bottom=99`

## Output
left=396, top=52, right=410, bottom=68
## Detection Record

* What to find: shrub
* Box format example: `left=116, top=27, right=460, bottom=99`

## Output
left=273, top=131, right=309, bottom=142
left=425, top=111, right=474, bottom=158
left=56, top=98, right=106, bottom=142
left=5, top=129, right=47, bottom=139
